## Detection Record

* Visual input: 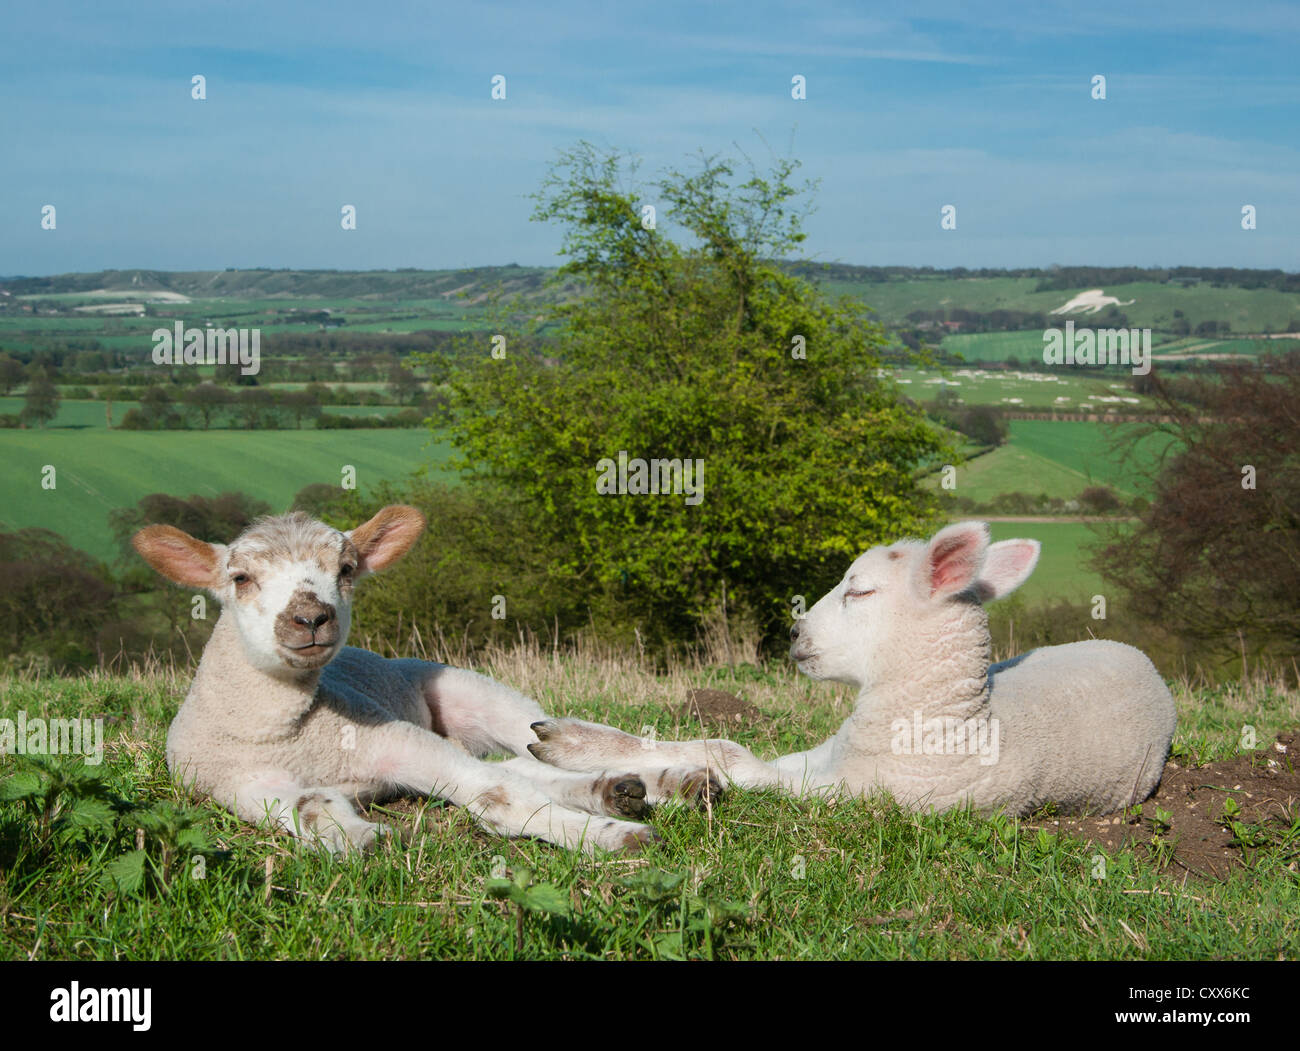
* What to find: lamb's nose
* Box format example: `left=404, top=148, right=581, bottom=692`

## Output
left=790, top=621, right=801, bottom=642
left=294, top=607, right=334, bottom=630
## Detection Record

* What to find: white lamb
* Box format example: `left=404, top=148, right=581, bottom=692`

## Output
left=530, top=521, right=1177, bottom=817
left=133, top=505, right=714, bottom=856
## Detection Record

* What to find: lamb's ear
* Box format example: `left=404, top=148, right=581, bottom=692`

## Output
left=915, top=521, right=991, bottom=601
left=348, top=505, right=426, bottom=574
left=132, top=526, right=226, bottom=589
left=973, top=539, right=1040, bottom=602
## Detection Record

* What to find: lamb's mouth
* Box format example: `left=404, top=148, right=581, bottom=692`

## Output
left=789, top=645, right=815, bottom=664
left=281, top=640, right=338, bottom=660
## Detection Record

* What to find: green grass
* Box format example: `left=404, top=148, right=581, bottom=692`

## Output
left=1010, top=420, right=1172, bottom=492
left=929, top=420, right=1175, bottom=506
left=1, top=654, right=1295, bottom=960
left=0, top=428, right=455, bottom=560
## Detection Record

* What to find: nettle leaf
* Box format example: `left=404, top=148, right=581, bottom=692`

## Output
left=105, top=850, right=147, bottom=894
left=485, top=877, right=525, bottom=905
left=707, top=899, right=749, bottom=925
left=520, top=883, right=570, bottom=916
left=653, top=931, right=686, bottom=960
left=175, top=827, right=212, bottom=852
left=65, top=796, right=116, bottom=831
left=0, top=771, right=45, bottom=801
left=64, top=763, right=108, bottom=787
left=621, top=867, right=687, bottom=901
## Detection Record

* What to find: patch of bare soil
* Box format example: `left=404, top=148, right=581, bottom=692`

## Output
left=1024, top=731, right=1300, bottom=881
left=675, top=689, right=760, bottom=730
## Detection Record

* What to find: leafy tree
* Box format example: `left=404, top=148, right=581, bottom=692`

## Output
left=304, top=381, right=334, bottom=406
left=99, top=383, right=130, bottom=428
left=439, top=143, right=952, bottom=645
left=387, top=365, right=422, bottom=405
left=0, top=529, right=114, bottom=667
left=1078, top=485, right=1122, bottom=514
left=1093, top=351, right=1300, bottom=661
left=958, top=406, right=1009, bottom=447
left=20, top=370, right=59, bottom=427
left=235, top=387, right=278, bottom=428
left=282, top=389, right=322, bottom=428
left=138, top=385, right=179, bottom=428
left=291, top=482, right=345, bottom=518
left=110, top=491, right=272, bottom=565
left=0, top=352, right=25, bottom=394
left=182, top=381, right=235, bottom=429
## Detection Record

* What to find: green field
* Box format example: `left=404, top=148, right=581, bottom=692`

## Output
left=1153, top=337, right=1300, bottom=358
left=0, top=428, right=454, bottom=560
left=932, top=420, right=1173, bottom=505
left=936, top=330, right=1061, bottom=363
left=0, top=397, right=400, bottom=429
left=892, top=366, right=1151, bottom=410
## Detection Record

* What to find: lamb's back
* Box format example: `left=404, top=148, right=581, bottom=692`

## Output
left=986, top=639, right=1175, bottom=814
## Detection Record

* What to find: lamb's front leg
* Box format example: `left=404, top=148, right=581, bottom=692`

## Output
left=421, top=665, right=719, bottom=807
left=529, top=718, right=784, bottom=794
left=356, top=722, right=655, bottom=854
left=232, top=771, right=385, bottom=855
left=496, top=758, right=651, bottom=820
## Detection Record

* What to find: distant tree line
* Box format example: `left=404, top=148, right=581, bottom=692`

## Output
left=110, top=383, right=437, bottom=430
left=1033, top=266, right=1300, bottom=294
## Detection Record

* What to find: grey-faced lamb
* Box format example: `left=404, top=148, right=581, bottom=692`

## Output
left=529, top=521, right=1177, bottom=817
left=133, top=505, right=713, bottom=855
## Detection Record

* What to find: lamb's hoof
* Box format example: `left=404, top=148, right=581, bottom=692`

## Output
left=314, top=821, right=388, bottom=856
left=529, top=721, right=562, bottom=765
left=528, top=729, right=569, bottom=768
left=602, top=775, right=650, bottom=819
left=617, top=825, right=662, bottom=854
left=678, top=768, right=725, bottom=808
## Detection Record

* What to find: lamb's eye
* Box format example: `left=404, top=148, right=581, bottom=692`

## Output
left=845, top=588, right=875, bottom=599
left=231, top=573, right=250, bottom=586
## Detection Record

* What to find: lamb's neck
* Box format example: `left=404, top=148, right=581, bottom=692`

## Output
left=190, top=611, right=323, bottom=739
left=853, top=609, right=991, bottom=725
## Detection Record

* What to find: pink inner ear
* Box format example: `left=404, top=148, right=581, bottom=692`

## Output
left=929, top=533, right=981, bottom=597
left=133, top=526, right=221, bottom=589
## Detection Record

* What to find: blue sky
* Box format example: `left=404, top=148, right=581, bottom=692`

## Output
left=2, top=0, right=1297, bottom=275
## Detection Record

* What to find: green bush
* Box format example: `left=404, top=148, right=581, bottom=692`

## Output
left=438, top=143, right=953, bottom=649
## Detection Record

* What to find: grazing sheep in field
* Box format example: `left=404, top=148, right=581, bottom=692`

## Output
left=133, top=505, right=713, bottom=855
left=530, top=521, right=1177, bottom=817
